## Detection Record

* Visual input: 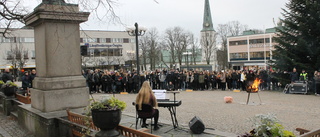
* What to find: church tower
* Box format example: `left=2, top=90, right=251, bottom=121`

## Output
left=201, top=0, right=215, bottom=32
left=201, top=0, right=217, bottom=70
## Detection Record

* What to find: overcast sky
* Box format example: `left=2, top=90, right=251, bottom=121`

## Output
left=27, top=0, right=289, bottom=38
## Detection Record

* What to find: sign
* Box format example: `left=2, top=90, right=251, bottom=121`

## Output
left=153, top=90, right=169, bottom=100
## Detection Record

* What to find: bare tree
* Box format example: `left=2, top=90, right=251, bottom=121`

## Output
left=216, top=20, right=248, bottom=69
left=201, top=31, right=217, bottom=65
left=6, top=41, right=29, bottom=79
left=227, top=21, right=248, bottom=36
left=139, top=28, right=161, bottom=70
left=189, top=33, right=201, bottom=65
left=139, top=35, right=149, bottom=71
left=163, top=27, right=188, bottom=68
left=0, top=0, right=27, bottom=36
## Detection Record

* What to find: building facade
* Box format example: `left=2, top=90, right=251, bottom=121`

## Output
left=0, top=28, right=136, bottom=71
left=227, top=28, right=277, bottom=70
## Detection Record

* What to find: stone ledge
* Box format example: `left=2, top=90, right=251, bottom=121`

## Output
left=33, top=76, right=86, bottom=90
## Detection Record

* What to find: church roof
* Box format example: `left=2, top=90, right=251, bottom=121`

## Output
left=201, top=0, right=215, bottom=32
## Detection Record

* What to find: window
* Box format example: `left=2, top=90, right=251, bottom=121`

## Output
left=249, top=38, right=264, bottom=44
left=1, top=37, right=14, bottom=43
left=111, top=38, right=123, bottom=43
left=229, top=40, right=247, bottom=46
left=24, top=51, right=29, bottom=59
left=31, top=50, right=35, bottom=59
left=130, top=38, right=135, bottom=43
left=18, top=37, right=34, bottom=43
left=249, top=51, right=270, bottom=60
left=106, top=38, right=111, bottom=43
left=88, top=48, right=123, bottom=56
left=6, top=51, right=13, bottom=60
left=123, top=38, right=129, bottom=43
left=83, top=38, right=97, bottom=43
left=230, top=52, right=248, bottom=60
left=100, top=38, right=107, bottom=43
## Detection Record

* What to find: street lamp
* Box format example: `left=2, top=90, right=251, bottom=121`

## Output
left=183, top=51, right=192, bottom=71
left=126, top=23, right=146, bottom=90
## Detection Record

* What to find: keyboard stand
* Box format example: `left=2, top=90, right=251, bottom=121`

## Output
left=165, top=91, right=180, bottom=133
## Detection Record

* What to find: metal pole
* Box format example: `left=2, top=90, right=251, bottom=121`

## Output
left=187, top=53, right=189, bottom=71
left=135, top=23, right=140, bottom=90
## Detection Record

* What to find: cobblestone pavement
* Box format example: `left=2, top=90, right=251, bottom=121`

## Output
left=92, top=89, right=320, bottom=136
left=0, top=114, right=33, bottom=137
left=1, top=89, right=320, bottom=137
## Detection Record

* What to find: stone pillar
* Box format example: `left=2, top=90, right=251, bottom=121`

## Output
left=19, top=3, right=90, bottom=137
left=24, top=3, right=90, bottom=112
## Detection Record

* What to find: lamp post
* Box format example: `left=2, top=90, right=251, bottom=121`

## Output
left=126, top=23, right=146, bottom=90
left=183, top=51, right=192, bottom=71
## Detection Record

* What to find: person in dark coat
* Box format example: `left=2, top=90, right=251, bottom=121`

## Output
left=2, top=68, right=13, bottom=83
left=29, top=69, right=36, bottom=88
left=290, top=68, right=299, bottom=83
left=21, top=71, right=30, bottom=91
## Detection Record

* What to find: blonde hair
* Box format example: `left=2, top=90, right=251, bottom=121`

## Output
left=135, top=81, right=158, bottom=110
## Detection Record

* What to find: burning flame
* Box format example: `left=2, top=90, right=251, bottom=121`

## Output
left=248, top=78, right=261, bottom=92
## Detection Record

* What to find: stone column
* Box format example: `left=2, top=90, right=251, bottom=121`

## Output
left=24, top=3, right=90, bottom=112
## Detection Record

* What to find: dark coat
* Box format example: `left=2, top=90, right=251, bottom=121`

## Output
left=2, top=72, right=13, bottom=83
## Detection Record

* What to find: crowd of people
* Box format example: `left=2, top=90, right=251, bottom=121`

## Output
left=83, top=67, right=314, bottom=94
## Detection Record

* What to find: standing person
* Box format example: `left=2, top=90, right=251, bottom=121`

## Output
left=186, top=71, right=194, bottom=89
left=299, top=69, right=308, bottom=81
left=246, top=70, right=256, bottom=87
left=155, top=71, right=160, bottom=89
left=101, top=70, right=108, bottom=93
left=135, top=81, right=160, bottom=130
left=231, top=70, right=238, bottom=90
left=204, top=71, right=210, bottom=90
left=2, top=68, right=13, bottom=83
left=174, top=70, right=181, bottom=91
left=193, top=70, right=199, bottom=90
left=21, top=71, right=30, bottom=91
left=159, top=71, right=166, bottom=90
left=29, top=69, right=36, bottom=88
left=133, top=72, right=139, bottom=93
left=226, top=70, right=232, bottom=90
left=122, top=73, right=127, bottom=92
left=210, top=71, right=217, bottom=90
left=240, top=70, right=247, bottom=91
left=127, top=73, right=134, bottom=93
left=93, top=69, right=101, bottom=93
left=86, top=70, right=94, bottom=94
left=220, top=70, right=226, bottom=91
left=290, top=68, right=299, bottom=83
left=114, top=72, right=122, bottom=93
left=106, top=71, right=114, bottom=93
left=180, top=71, right=187, bottom=91
left=314, top=71, right=320, bottom=96
left=216, top=72, right=221, bottom=89
left=198, top=71, right=205, bottom=91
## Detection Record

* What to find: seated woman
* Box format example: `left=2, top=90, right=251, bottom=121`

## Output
left=135, top=81, right=160, bottom=130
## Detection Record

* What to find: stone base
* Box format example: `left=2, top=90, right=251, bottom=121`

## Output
left=18, top=104, right=85, bottom=137
left=31, top=86, right=89, bottom=112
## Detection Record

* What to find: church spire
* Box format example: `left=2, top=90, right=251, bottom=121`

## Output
left=201, top=0, right=215, bottom=32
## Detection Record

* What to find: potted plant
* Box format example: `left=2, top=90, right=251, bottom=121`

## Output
left=0, top=80, right=4, bottom=87
left=2, top=81, right=17, bottom=96
left=239, top=113, right=295, bottom=137
left=85, top=97, right=126, bottom=137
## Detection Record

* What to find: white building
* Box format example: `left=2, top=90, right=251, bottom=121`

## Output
left=227, top=28, right=277, bottom=70
left=0, top=28, right=136, bottom=70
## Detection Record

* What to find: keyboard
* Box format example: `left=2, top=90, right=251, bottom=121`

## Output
left=157, top=100, right=182, bottom=107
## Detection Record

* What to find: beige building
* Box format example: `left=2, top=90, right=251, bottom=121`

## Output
left=0, top=28, right=136, bottom=70
left=227, top=28, right=277, bottom=70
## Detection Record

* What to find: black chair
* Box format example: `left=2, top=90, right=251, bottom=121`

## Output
left=135, top=103, right=155, bottom=133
